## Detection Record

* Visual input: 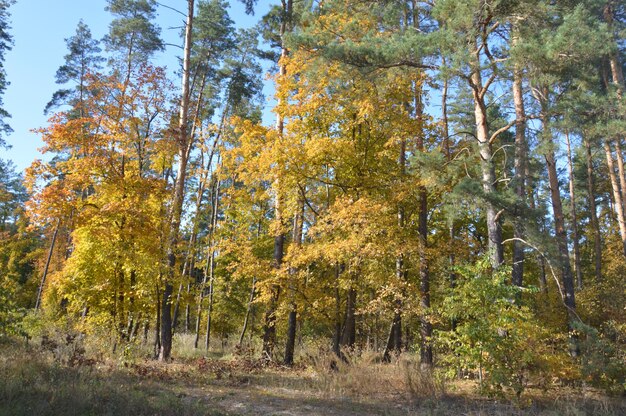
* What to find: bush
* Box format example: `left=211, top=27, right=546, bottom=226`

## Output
left=436, top=256, right=573, bottom=397
left=575, top=320, right=626, bottom=395
left=0, top=284, right=26, bottom=338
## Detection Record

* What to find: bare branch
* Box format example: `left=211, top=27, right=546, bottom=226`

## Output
left=156, top=2, right=186, bottom=17
left=502, top=237, right=582, bottom=321
left=489, top=119, right=516, bottom=144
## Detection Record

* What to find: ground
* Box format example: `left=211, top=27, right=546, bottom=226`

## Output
left=0, top=338, right=623, bottom=416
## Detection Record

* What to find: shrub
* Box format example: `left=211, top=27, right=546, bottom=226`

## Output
left=575, top=320, right=626, bottom=395
left=436, top=256, right=572, bottom=397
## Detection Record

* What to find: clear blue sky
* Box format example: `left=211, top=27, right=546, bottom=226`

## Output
left=2, top=0, right=271, bottom=172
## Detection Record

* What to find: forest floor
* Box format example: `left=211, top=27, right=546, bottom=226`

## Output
left=0, top=336, right=624, bottom=416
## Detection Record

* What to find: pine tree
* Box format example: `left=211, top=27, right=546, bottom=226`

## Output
left=44, top=20, right=104, bottom=115
left=0, top=0, right=13, bottom=145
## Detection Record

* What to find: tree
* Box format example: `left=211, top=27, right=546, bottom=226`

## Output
left=160, top=0, right=194, bottom=361
left=104, top=0, right=163, bottom=73
left=27, top=64, right=174, bottom=341
left=45, top=20, right=104, bottom=115
left=0, top=0, right=13, bottom=145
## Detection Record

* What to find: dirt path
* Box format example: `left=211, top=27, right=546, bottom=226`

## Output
left=178, top=383, right=413, bottom=415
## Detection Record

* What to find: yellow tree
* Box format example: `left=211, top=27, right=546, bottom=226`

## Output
left=26, top=64, right=174, bottom=343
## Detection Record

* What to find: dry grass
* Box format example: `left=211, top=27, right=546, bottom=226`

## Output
left=302, top=348, right=445, bottom=402
left=0, top=336, right=623, bottom=416
left=0, top=338, right=222, bottom=416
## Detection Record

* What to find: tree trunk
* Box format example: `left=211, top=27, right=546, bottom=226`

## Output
left=383, top=311, right=402, bottom=362
left=539, top=107, right=576, bottom=326
left=383, top=137, right=407, bottom=362
left=35, top=218, right=60, bottom=310
left=154, top=285, right=161, bottom=358
left=418, top=184, right=432, bottom=366
left=565, top=132, right=582, bottom=289
left=471, top=69, right=503, bottom=268
left=284, top=194, right=304, bottom=366
left=416, top=124, right=432, bottom=366
left=284, top=307, right=297, bottom=365
left=184, top=284, right=191, bottom=332
left=511, top=55, right=527, bottom=288
left=160, top=0, right=194, bottom=362
left=340, top=286, right=356, bottom=348
left=194, top=178, right=220, bottom=349
left=159, top=283, right=173, bottom=359
left=205, top=253, right=215, bottom=351
left=205, top=180, right=220, bottom=350
left=333, top=264, right=342, bottom=357
left=442, top=59, right=458, bottom=330
left=261, top=0, right=292, bottom=362
left=605, top=1, right=624, bottom=99
left=238, top=277, right=256, bottom=347
left=604, top=140, right=626, bottom=257
left=125, top=270, right=137, bottom=339
left=615, top=139, right=626, bottom=222
left=585, top=137, right=603, bottom=281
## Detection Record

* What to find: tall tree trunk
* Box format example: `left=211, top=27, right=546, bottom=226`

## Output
left=605, top=1, right=624, bottom=99
left=160, top=0, right=194, bottom=361
left=511, top=52, right=527, bottom=288
left=615, top=139, right=626, bottom=220
left=565, top=132, right=582, bottom=289
left=471, top=67, right=503, bottom=268
left=238, top=277, right=256, bottom=347
left=340, top=286, right=357, bottom=348
left=125, top=270, right=137, bottom=339
left=35, top=218, right=60, bottom=310
left=418, top=183, right=432, bottom=366
left=193, top=178, right=220, bottom=349
left=284, top=193, right=304, bottom=366
left=262, top=239, right=283, bottom=360
left=537, top=101, right=577, bottom=327
left=333, top=264, right=342, bottom=357
left=205, top=252, right=215, bottom=351
left=383, top=138, right=406, bottom=362
left=526, top=176, right=548, bottom=292
left=441, top=58, right=459, bottom=331
left=585, top=137, right=603, bottom=281
left=154, top=284, right=161, bottom=358
left=415, top=86, right=432, bottom=365
left=604, top=141, right=626, bottom=256
left=262, top=0, right=292, bottom=362
left=603, top=0, right=626, bottom=258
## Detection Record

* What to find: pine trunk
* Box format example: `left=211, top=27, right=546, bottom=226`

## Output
left=604, top=141, right=626, bottom=257
left=194, top=178, right=220, bottom=349
left=261, top=0, right=292, bottom=362
left=160, top=0, right=194, bottom=361
left=472, top=68, right=503, bottom=267
left=511, top=57, right=527, bottom=288
left=565, top=132, right=582, bottom=289
left=615, top=139, right=626, bottom=222
left=540, top=109, right=576, bottom=325
left=584, top=138, right=603, bottom=281
left=383, top=137, right=407, bottom=362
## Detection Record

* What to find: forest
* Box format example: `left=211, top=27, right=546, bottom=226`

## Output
left=0, top=0, right=625, bottom=414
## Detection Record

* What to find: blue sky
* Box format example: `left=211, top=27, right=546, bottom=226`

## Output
left=2, top=0, right=271, bottom=172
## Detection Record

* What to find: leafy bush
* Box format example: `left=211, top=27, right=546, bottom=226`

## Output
left=0, top=284, right=26, bottom=338
left=436, top=256, right=573, bottom=397
left=575, top=320, right=626, bottom=395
